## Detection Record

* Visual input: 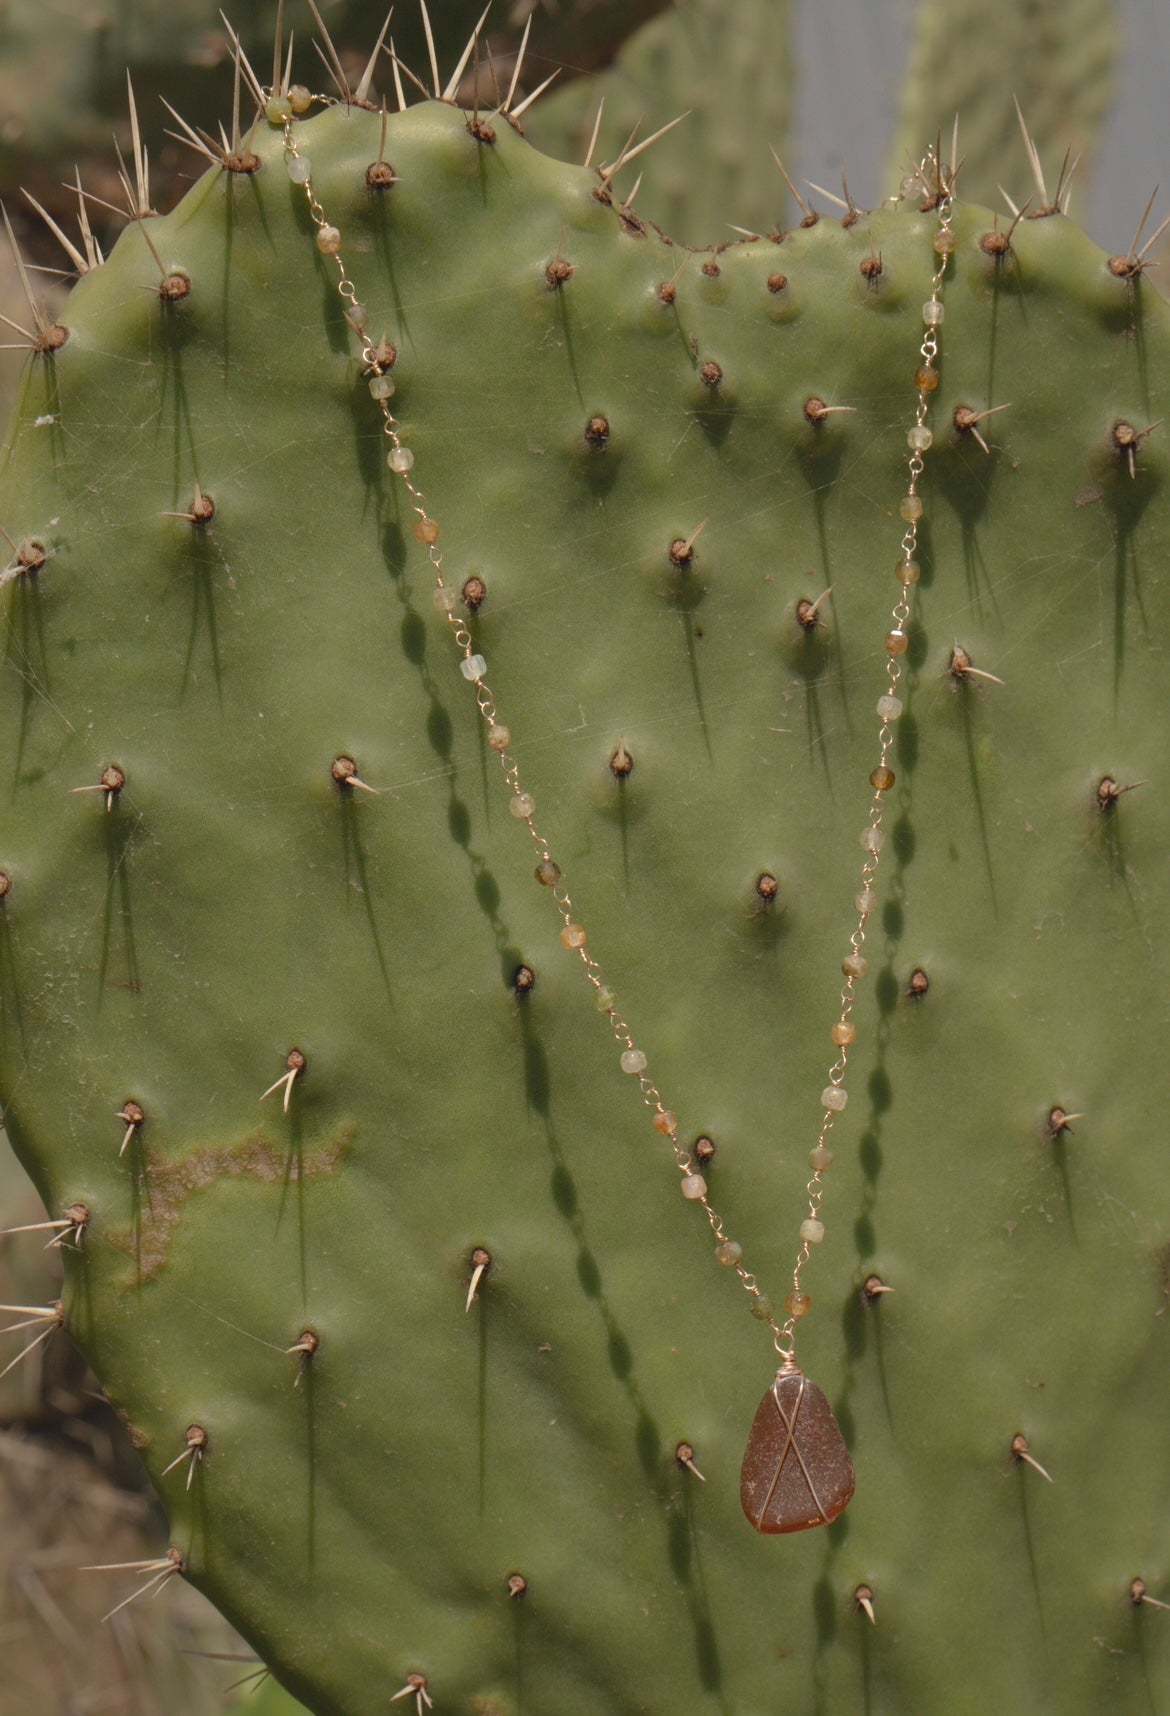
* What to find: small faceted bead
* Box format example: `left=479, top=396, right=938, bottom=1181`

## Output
left=286, top=154, right=312, bottom=184
left=907, top=425, right=933, bottom=452
left=877, top=694, right=903, bottom=720
left=870, top=764, right=895, bottom=790
left=750, top=1295, right=777, bottom=1321
left=842, top=953, right=868, bottom=979
left=831, top=1021, right=857, bottom=1046
left=800, top=1218, right=825, bottom=1244
left=822, top=1085, right=848, bottom=1111
left=368, top=374, right=395, bottom=400
left=681, top=1174, right=708, bottom=1200
left=413, top=518, right=440, bottom=544
left=899, top=493, right=924, bottom=522
left=922, top=299, right=944, bottom=325
left=509, top=792, right=535, bottom=819
left=316, top=224, right=343, bottom=255
left=345, top=302, right=368, bottom=333
left=266, top=95, right=293, bottom=125
left=288, top=84, right=313, bottom=114
left=934, top=228, right=957, bottom=254
left=387, top=446, right=414, bottom=473
left=433, top=585, right=458, bottom=612
left=785, top=1290, right=812, bottom=1318
left=653, top=1111, right=678, bottom=1136
left=855, top=888, right=877, bottom=916
left=808, top=1146, right=834, bottom=1171
left=560, top=923, right=586, bottom=949
left=487, top=724, right=511, bottom=751
left=716, top=1240, right=743, bottom=1266
left=896, top=559, right=920, bottom=585
left=899, top=174, right=920, bottom=197
left=620, top=1048, right=647, bottom=1075
left=884, top=629, right=909, bottom=655
left=460, top=654, right=487, bottom=681
left=915, top=365, right=939, bottom=392
left=535, top=859, right=561, bottom=886
left=594, top=985, right=617, bottom=1012
left=860, top=826, right=885, bottom=854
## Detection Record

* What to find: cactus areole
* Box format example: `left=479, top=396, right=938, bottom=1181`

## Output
left=2, top=28, right=1170, bottom=1716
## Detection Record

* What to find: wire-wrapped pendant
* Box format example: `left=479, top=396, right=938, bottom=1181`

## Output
left=741, top=1364, right=855, bottom=1533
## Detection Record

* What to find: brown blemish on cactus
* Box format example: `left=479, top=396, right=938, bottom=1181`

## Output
left=513, top=963, right=536, bottom=995
left=701, top=260, right=720, bottom=279
left=105, top=1127, right=353, bottom=1282
left=766, top=272, right=788, bottom=294
left=467, top=115, right=497, bottom=145
left=693, top=1135, right=716, bottom=1164
left=461, top=576, right=486, bottom=612
left=907, top=967, right=929, bottom=999
left=854, top=1585, right=876, bottom=1624
left=675, top=1442, right=706, bottom=1480
left=1097, top=774, right=1145, bottom=810
left=1130, top=1577, right=1170, bottom=1611
left=860, top=251, right=883, bottom=283
left=862, top=1274, right=893, bottom=1302
left=0, top=871, right=10, bottom=902
left=367, top=160, right=398, bottom=189
left=584, top=415, right=610, bottom=449
left=466, top=1247, right=491, bottom=1311
left=699, top=361, right=723, bottom=390
left=609, top=741, right=633, bottom=778
left=755, top=873, right=778, bottom=903
left=545, top=257, right=574, bottom=289
left=506, top=1573, right=529, bottom=1599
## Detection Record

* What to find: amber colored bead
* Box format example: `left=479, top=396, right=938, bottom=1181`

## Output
left=560, top=924, right=587, bottom=950
left=535, top=859, right=561, bottom=887
left=870, top=764, right=895, bottom=790
left=413, top=517, right=440, bottom=544
left=785, top=1290, right=812, bottom=1318
left=884, top=630, right=909, bottom=655
left=653, top=1111, right=679, bottom=1137
left=915, top=365, right=939, bottom=392
left=831, top=1020, right=857, bottom=1046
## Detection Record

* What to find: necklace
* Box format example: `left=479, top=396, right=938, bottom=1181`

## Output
left=278, top=95, right=953, bottom=1534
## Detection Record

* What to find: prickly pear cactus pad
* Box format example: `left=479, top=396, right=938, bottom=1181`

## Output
left=3, top=87, right=1170, bottom=1716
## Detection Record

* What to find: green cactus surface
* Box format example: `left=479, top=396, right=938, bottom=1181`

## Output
left=2, top=77, right=1170, bottom=1716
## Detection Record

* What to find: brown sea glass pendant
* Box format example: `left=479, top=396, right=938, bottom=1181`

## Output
left=740, top=1364, right=855, bottom=1533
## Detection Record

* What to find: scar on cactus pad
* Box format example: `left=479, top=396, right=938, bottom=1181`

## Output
left=2, top=7, right=1170, bottom=1714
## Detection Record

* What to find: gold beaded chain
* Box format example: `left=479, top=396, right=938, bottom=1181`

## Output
left=280, top=109, right=953, bottom=1368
